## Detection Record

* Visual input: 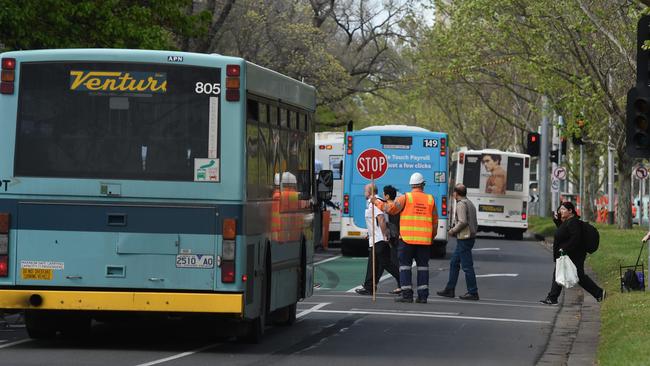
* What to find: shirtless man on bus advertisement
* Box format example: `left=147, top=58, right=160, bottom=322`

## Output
left=482, top=153, right=506, bottom=195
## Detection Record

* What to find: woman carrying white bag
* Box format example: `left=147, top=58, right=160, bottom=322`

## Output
left=539, top=201, right=606, bottom=305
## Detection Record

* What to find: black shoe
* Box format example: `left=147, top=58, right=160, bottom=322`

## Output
left=394, top=297, right=414, bottom=303
left=415, top=298, right=427, bottom=304
left=597, top=290, right=606, bottom=303
left=459, top=293, right=479, bottom=301
left=436, top=289, right=455, bottom=298
left=539, top=297, right=558, bottom=305
left=355, top=287, right=372, bottom=296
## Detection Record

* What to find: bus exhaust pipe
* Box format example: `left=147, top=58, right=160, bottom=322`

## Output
left=29, top=294, right=43, bottom=307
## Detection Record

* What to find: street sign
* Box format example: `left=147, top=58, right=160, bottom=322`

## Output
left=635, top=166, right=649, bottom=180
left=356, top=148, right=388, bottom=180
left=553, top=167, right=567, bottom=181
left=529, top=194, right=539, bottom=203
left=551, top=178, right=560, bottom=193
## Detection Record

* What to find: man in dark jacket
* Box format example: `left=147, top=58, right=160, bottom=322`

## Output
left=540, top=201, right=605, bottom=305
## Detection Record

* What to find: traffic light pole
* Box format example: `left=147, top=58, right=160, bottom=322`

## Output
left=539, top=96, right=550, bottom=217
left=579, top=144, right=584, bottom=216
left=551, top=123, right=559, bottom=209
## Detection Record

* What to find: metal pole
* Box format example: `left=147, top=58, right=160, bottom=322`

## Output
left=539, top=96, right=550, bottom=217
left=558, top=116, right=564, bottom=195
left=579, top=144, right=584, bottom=215
left=607, top=73, right=615, bottom=224
left=551, top=124, right=559, bottom=209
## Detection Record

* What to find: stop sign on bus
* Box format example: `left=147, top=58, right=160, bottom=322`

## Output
left=357, top=148, right=388, bottom=180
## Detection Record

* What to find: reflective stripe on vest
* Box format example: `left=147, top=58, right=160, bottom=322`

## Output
left=400, top=192, right=434, bottom=245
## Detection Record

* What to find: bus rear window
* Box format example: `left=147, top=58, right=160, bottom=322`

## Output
left=463, top=155, right=481, bottom=189
left=14, top=62, right=221, bottom=181
left=506, top=157, right=524, bottom=191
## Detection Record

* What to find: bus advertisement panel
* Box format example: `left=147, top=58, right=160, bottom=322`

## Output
left=0, top=49, right=321, bottom=342
left=451, top=149, right=530, bottom=240
left=340, top=126, right=449, bottom=257
left=315, top=132, right=344, bottom=238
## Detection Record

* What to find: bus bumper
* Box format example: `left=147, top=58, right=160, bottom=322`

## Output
left=0, top=289, right=243, bottom=314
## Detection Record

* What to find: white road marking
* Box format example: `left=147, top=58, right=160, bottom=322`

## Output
left=0, top=339, right=33, bottom=349
left=311, top=294, right=555, bottom=309
left=314, top=255, right=342, bottom=266
left=351, top=308, right=459, bottom=316
left=134, top=343, right=219, bottom=366
left=473, top=248, right=500, bottom=251
left=311, top=309, right=549, bottom=324
left=296, top=302, right=330, bottom=319
left=476, top=273, right=519, bottom=278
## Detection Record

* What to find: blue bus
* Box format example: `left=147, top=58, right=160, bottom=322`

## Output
left=0, top=49, right=324, bottom=342
left=339, top=126, right=449, bottom=257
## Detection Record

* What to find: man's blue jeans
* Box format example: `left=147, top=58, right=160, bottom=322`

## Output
left=445, top=238, right=478, bottom=295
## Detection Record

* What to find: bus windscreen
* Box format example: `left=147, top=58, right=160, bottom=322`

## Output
left=14, top=62, right=221, bottom=181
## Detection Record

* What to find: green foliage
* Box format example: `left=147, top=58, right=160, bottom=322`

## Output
left=0, top=0, right=209, bottom=51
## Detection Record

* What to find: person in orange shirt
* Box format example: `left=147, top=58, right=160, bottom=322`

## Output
left=372, top=172, right=438, bottom=303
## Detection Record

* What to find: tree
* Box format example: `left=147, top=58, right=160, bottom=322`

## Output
left=0, top=0, right=209, bottom=51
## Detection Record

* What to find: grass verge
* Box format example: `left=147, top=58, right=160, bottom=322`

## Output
left=528, top=216, right=650, bottom=365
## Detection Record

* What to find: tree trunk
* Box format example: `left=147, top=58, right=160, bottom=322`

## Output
left=616, top=149, right=633, bottom=229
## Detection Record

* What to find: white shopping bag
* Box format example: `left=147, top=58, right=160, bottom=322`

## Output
left=555, top=254, right=579, bottom=288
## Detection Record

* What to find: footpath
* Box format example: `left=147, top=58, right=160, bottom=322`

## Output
left=534, top=233, right=600, bottom=366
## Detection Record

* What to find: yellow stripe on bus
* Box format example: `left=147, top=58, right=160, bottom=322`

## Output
left=0, top=290, right=243, bottom=314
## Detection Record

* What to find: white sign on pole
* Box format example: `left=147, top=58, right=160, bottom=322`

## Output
left=553, top=167, right=567, bottom=181
left=551, top=178, right=560, bottom=193
left=635, top=166, right=649, bottom=180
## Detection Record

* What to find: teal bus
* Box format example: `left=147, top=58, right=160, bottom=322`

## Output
left=340, top=125, right=449, bottom=257
left=0, top=49, right=322, bottom=342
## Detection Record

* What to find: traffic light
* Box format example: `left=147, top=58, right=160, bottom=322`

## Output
left=626, top=86, right=650, bottom=157
left=560, top=137, right=567, bottom=155
left=526, top=132, right=540, bottom=156
left=550, top=149, right=558, bottom=164
left=572, top=117, right=585, bottom=145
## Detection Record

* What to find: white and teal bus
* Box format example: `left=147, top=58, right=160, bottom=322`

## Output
left=450, top=148, right=530, bottom=240
left=0, top=49, right=325, bottom=342
left=315, top=132, right=344, bottom=239
left=340, top=126, right=450, bottom=257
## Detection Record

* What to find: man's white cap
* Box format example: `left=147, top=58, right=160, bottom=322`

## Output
left=281, top=172, right=297, bottom=184
left=409, top=172, right=425, bottom=185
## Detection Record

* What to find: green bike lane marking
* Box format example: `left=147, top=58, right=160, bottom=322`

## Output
left=314, top=256, right=368, bottom=291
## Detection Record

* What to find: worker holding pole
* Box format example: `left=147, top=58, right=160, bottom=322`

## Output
left=355, top=183, right=399, bottom=300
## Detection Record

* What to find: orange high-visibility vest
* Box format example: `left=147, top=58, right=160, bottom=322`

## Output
left=400, top=191, right=435, bottom=245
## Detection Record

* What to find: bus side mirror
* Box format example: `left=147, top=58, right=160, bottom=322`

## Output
left=317, top=170, right=333, bottom=201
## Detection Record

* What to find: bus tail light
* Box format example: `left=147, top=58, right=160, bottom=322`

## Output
left=346, top=135, right=353, bottom=154
left=0, top=213, right=9, bottom=277
left=440, top=138, right=447, bottom=156
left=522, top=202, right=528, bottom=220
left=225, top=64, right=240, bottom=102
left=525, top=157, right=530, bottom=168
left=343, top=194, right=350, bottom=214
left=459, top=152, right=464, bottom=164
left=221, top=218, right=236, bottom=283
left=0, top=58, right=15, bottom=95
left=441, top=196, right=448, bottom=216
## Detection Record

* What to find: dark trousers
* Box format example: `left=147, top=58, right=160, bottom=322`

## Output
left=398, top=240, right=430, bottom=300
left=445, top=238, right=478, bottom=294
left=363, top=240, right=400, bottom=290
left=547, top=253, right=603, bottom=300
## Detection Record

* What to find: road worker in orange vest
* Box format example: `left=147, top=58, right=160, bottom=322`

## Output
left=372, top=172, right=438, bottom=303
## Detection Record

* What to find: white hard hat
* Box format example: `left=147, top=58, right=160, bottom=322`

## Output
left=409, top=172, right=425, bottom=185
left=281, top=172, right=297, bottom=185
left=274, top=173, right=281, bottom=186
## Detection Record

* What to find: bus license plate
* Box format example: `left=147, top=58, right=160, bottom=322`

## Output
left=175, top=254, right=215, bottom=269
left=348, top=231, right=361, bottom=236
left=479, top=204, right=504, bottom=213
left=21, top=268, right=53, bottom=280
